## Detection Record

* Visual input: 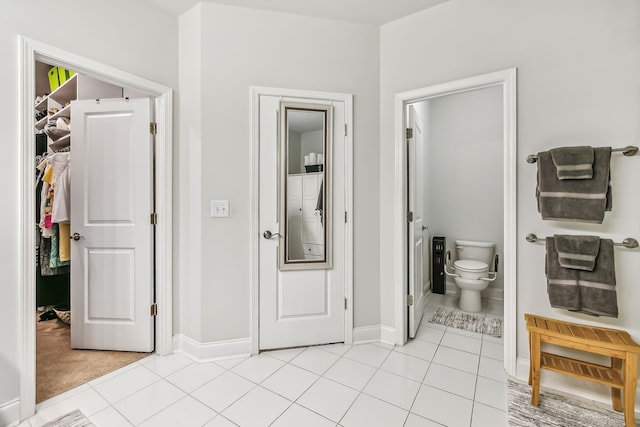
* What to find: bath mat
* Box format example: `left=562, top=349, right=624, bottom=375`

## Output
left=428, top=307, right=502, bottom=337
left=508, top=380, right=636, bottom=426
left=42, top=409, right=95, bottom=427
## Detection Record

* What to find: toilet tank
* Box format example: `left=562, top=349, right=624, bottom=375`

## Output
left=455, top=240, right=495, bottom=265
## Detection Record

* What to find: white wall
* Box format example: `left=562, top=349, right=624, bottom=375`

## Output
left=301, top=129, right=324, bottom=168
left=380, top=0, right=640, bottom=405
left=178, top=3, right=380, bottom=344
left=289, top=132, right=302, bottom=174
left=0, top=0, right=178, bottom=421
left=422, top=86, right=503, bottom=295
left=177, top=4, right=203, bottom=342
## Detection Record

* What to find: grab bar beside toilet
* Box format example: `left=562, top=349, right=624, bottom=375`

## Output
left=478, top=272, right=498, bottom=282
left=479, top=254, right=500, bottom=281
left=445, top=252, right=499, bottom=280
left=443, top=250, right=459, bottom=277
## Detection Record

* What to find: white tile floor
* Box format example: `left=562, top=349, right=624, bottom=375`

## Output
left=19, top=294, right=506, bottom=427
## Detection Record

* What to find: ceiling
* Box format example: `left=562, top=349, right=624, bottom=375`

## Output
left=140, top=0, right=450, bottom=25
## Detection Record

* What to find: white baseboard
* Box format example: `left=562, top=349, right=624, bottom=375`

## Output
left=0, top=398, right=20, bottom=427
left=173, top=334, right=252, bottom=362
left=352, top=325, right=396, bottom=346
left=352, top=326, right=381, bottom=344
left=516, top=357, right=640, bottom=415
left=444, top=288, right=504, bottom=302
left=380, top=326, right=396, bottom=345
left=482, top=286, right=504, bottom=301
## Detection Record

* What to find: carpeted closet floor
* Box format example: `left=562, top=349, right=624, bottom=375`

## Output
left=36, top=315, right=149, bottom=403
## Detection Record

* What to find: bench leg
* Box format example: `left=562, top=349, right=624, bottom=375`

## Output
left=528, top=332, right=533, bottom=386
left=611, top=357, right=623, bottom=412
left=624, top=354, right=638, bottom=427
left=530, top=332, right=541, bottom=406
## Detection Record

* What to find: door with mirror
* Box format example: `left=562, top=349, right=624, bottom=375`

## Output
left=259, top=96, right=345, bottom=350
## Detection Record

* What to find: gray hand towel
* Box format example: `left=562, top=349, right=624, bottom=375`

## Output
left=550, top=146, right=594, bottom=180
left=554, top=234, right=600, bottom=271
left=545, top=237, right=618, bottom=318
left=536, top=147, right=612, bottom=223
left=577, top=239, right=617, bottom=318
left=545, top=237, right=580, bottom=311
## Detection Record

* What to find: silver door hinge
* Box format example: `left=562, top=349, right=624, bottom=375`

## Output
left=150, top=303, right=158, bottom=316
left=345, top=124, right=348, bottom=136
left=406, top=128, right=413, bottom=139
left=150, top=213, right=158, bottom=224
left=344, top=298, right=348, bottom=310
left=407, top=295, right=414, bottom=306
left=407, top=211, right=414, bottom=222
left=150, top=122, right=157, bottom=135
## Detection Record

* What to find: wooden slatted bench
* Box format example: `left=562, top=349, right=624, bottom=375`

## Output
left=525, top=313, right=640, bottom=427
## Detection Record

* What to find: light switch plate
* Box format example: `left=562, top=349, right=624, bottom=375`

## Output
left=211, top=200, right=229, bottom=217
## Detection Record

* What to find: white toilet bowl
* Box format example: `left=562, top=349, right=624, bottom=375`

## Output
left=444, top=241, right=497, bottom=313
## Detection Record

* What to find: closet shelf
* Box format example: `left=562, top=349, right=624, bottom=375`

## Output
left=50, top=104, right=71, bottom=121
left=36, top=105, right=72, bottom=131
left=48, top=134, right=70, bottom=150
left=35, top=96, right=48, bottom=111
left=35, top=116, right=47, bottom=131
left=48, top=74, right=78, bottom=105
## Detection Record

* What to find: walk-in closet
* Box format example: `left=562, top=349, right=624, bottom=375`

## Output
left=33, top=60, right=151, bottom=403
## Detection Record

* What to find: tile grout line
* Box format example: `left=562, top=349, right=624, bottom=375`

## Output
left=336, top=344, right=395, bottom=426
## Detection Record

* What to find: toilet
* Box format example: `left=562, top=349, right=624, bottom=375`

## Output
left=444, top=240, right=497, bottom=313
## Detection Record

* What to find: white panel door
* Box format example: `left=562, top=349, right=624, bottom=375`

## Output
left=259, top=95, right=345, bottom=350
left=70, top=98, right=154, bottom=352
left=408, top=105, right=426, bottom=338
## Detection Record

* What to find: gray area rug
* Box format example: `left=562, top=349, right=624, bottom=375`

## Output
left=42, top=409, right=95, bottom=427
left=429, top=307, right=502, bottom=337
left=508, top=380, right=637, bottom=426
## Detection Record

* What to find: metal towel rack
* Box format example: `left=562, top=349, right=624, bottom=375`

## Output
left=526, top=233, right=639, bottom=249
left=526, top=146, right=639, bottom=164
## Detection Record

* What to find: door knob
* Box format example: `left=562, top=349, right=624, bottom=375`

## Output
left=263, top=230, right=281, bottom=239
left=70, top=233, right=83, bottom=241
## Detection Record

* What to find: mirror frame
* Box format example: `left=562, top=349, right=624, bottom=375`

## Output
left=279, top=101, right=333, bottom=270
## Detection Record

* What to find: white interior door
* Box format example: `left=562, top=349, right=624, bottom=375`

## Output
left=259, top=95, right=345, bottom=350
left=70, top=98, right=154, bottom=352
left=408, top=105, right=427, bottom=338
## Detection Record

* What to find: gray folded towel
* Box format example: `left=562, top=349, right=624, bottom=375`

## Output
left=537, top=147, right=612, bottom=223
left=545, top=238, right=580, bottom=311
left=550, top=146, right=594, bottom=180
left=578, top=239, right=617, bottom=318
left=545, top=237, right=618, bottom=318
left=554, top=234, right=600, bottom=271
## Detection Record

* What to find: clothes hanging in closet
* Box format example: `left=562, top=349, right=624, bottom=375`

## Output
left=37, top=151, right=72, bottom=272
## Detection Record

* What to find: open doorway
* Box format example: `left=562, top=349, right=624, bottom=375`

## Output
left=394, top=68, right=518, bottom=376
left=19, top=37, right=174, bottom=420
left=33, top=59, right=154, bottom=403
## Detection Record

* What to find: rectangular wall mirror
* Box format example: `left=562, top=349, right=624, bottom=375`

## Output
left=279, top=101, right=333, bottom=270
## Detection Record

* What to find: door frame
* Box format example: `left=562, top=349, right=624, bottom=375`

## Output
left=250, top=86, right=354, bottom=354
left=393, top=68, right=517, bottom=375
left=18, top=36, right=173, bottom=419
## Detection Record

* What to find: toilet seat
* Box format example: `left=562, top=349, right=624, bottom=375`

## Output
left=454, top=259, right=488, bottom=272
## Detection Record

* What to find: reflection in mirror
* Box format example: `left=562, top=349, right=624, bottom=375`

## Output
left=279, top=102, right=333, bottom=270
